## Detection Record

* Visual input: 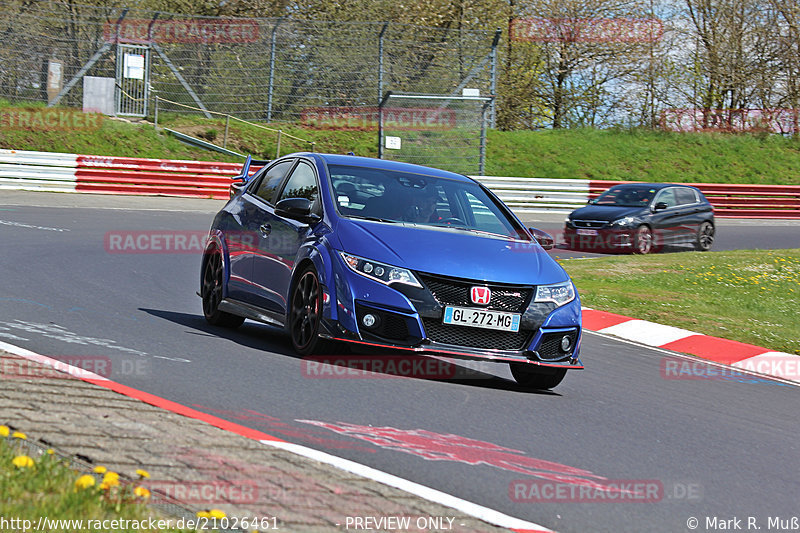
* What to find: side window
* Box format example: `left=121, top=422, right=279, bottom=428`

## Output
left=252, top=160, right=294, bottom=205
left=676, top=187, right=698, bottom=205
left=278, top=161, right=320, bottom=210
left=657, top=188, right=678, bottom=208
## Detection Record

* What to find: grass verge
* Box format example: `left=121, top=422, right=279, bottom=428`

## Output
left=0, top=431, right=200, bottom=532
left=559, top=249, right=800, bottom=355
left=3, top=99, right=800, bottom=183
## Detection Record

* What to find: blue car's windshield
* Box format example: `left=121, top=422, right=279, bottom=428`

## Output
left=328, top=164, right=528, bottom=239
left=593, top=186, right=657, bottom=207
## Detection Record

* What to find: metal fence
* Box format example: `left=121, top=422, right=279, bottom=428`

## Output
left=379, top=93, right=493, bottom=175
left=0, top=2, right=498, bottom=126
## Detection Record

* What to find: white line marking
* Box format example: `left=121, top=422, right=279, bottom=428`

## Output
left=262, top=440, right=553, bottom=532
left=0, top=219, right=70, bottom=232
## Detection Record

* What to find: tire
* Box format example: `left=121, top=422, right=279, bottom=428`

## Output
left=509, top=363, right=567, bottom=390
left=201, top=249, right=245, bottom=328
left=695, top=222, right=714, bottom=251
left=633, top=225, right=654, bottom=254
left=289, top=266, right=338, bottom=356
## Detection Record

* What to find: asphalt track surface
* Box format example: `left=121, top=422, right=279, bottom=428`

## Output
left=1, top=191, right=799, bottom=533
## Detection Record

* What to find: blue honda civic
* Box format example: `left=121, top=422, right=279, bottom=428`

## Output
left=200, top=153, right=583, bottom=389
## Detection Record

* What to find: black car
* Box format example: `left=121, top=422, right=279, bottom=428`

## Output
left=564, top=183, right=715, bottom=254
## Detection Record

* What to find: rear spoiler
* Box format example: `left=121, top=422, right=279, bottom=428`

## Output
left=230, top=155, right=271, bottom=198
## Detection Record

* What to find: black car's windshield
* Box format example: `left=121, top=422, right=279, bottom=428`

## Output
left=328, top=164, right=528, bottom=239
left=593, top=186, right=657, bottom=207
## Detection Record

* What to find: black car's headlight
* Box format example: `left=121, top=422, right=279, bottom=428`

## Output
left=534, top=281, right=576, bottom=307
left=339, top=252, right=422, bottom=288
left=610, top=216, right=636, bottom=227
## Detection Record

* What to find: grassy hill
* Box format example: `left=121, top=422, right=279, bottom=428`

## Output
left=2, top=100, right=800, bottom=184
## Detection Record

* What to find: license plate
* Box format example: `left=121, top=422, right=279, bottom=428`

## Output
left=443, top=306, right=520, bottom=332
left=576, top=228, right=599, bottom=236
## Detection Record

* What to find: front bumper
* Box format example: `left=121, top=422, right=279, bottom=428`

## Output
left=564, top=225, right=635, bottom=250
left=320, top=262, right=583, bottom=370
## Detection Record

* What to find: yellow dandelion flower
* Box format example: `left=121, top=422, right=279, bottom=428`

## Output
left=11, top=431, right=26, bottom=440
left=93, top=466, right=107, bottom=474
left=135, top=469, right=150, bottom=479
left=12, top=455, right=34, bottom=468
left=0, top=426, right=9, bottom=437
left=209, top=509, right=227, bottom=519
left=134, top=486, right=151, bottom=499
left=102, top=472, right=120, bottom=486
left=196, top=511, right=210, bottom=518
left=46, top=449, right=55, bottom=455
left=75, top=475, right=96, bottom=490
left=99, top=482, right=109, bottom=490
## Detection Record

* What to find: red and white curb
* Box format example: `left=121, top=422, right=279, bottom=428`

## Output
left=582, top=308, right=799, bottom=383
left=0, top=340, right=551, bottom=533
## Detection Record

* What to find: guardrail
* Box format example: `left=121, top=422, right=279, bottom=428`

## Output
left=0, top=149, right=252, bottom=199
left=472, top=176, right=591, bottom=213
left=1, top=149, right=798, bottom=218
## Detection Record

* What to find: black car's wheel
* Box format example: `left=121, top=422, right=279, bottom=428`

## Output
left=202, top=249, right=245, bottom=328
left=633, top=225, right=654, bottom=254
left=290, top=266, right=333, bottom=355
left=695, top=221, right=715, bottom=251
left=509, top=363, right=567, bottom=390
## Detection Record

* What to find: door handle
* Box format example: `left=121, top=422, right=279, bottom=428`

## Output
left=259, top=223, right=271, bottom=237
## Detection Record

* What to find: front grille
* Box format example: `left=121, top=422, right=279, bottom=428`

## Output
left=537, top=330, right=578, bottom=361
left=572, top=220, right=608, bottom=229
left=422, top=318, right=533, bottom=351
left=419, top=275, right=532, bottom=313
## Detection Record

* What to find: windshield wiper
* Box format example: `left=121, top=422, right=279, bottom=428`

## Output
left=431, top=224, right=508, bottom=239
left=347, top=215, right=398, bottom=223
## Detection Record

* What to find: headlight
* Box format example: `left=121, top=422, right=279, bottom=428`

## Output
left=534, top=281, right=576, bottom=306
left=610, top=216, right=636, bottom=227
left=339, top=252, right=422, bottom=288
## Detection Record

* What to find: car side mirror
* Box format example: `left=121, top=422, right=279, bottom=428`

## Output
left=652, top=202, right=668, bottom=212
left=529, top=227, right=554, bottom=250
left=275, top=198, right=320, bottom=224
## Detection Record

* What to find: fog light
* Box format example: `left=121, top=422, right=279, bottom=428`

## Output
left=560, top=335, right=572, bottom=352
left=362, top=314, right=378, bottom=328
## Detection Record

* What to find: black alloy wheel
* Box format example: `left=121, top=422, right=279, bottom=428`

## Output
left=201, top=249, right=245, bottom=328
left=290, top=267, right=325, bottom=355
left=695, top=222, right=715, bottom=251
